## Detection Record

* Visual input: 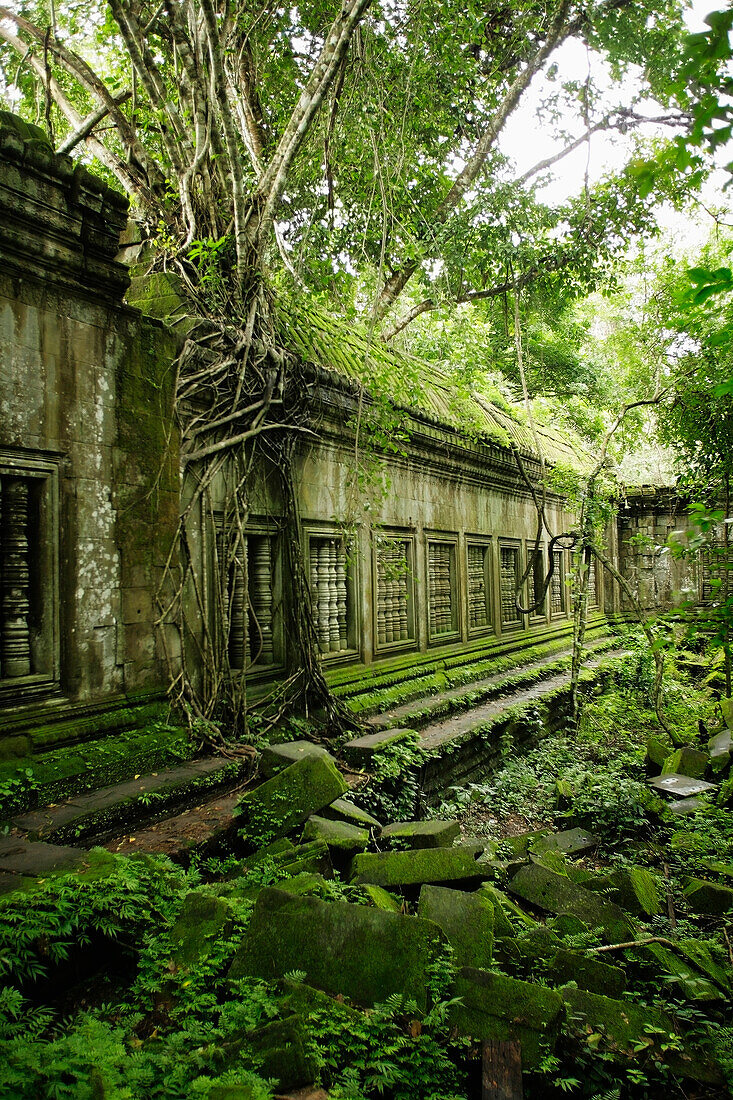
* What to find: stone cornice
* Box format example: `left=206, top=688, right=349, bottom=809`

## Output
left=0, top=113, right=130, bottom=304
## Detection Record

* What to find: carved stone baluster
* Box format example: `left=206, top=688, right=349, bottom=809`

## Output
left=397, top=542, right=409, bottom=640
left=385, top=548, right=394, bottom=643
left=1, top=478, right=31, bottom=677
left=500, top=547, right=519, bottom=625
left=317, top=540, right=331, bottom=652
left=228, top=536, right=248, bottom=669
left=250, top=536, right=274, bottom=663
left=336, top=541, right=348, bottom=650
left=377, top=541, right=387, bottom=646
left=328, top=540, right=340, bottom=652
left=310, top=539, right=321, bottom=650
left=468, top=546, right=486, bottom=629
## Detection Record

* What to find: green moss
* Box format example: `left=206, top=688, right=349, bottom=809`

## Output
left=236, top=755, right=347, bottom=844
left=418, top=885, right=494, bottom=968
left=350, top=846, right=486, bottom=888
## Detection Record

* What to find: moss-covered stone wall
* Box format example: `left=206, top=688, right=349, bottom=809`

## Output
left=0, top=112, right=180, bottom=728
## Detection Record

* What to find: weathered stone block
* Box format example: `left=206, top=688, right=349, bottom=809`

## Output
left=362, top=883, right=402, bottom=911
left=662, top=746, right=709, bottom=779
left=549, top=947, right=626, bottom=997
left=259, top=740, right=331, bottom=779
left=637, top=942, right=724, bottom=1002
left=342, top=727, right=416, bottom=768
left=229, top=887, right=446, bottom=1010
left=170, top=891, right=233, bottom=966
left=475, top=882, right=537, bottom=936
left=321, top=798, right=381, bottom=829
left=418, top=885, right=494, bottom=968
left=350, top=846, right=486, bottom=888
left=381, top=819, right=460, bottom=849
left=508, top=863, right=632, bottom=943
left=649, top=773, right=717, bottom=798
left=607, top=866, right=663, bottom=916
left=646, top=733, right=672, bottom=771
left=246, top=1015, right=317, bottom=1090
left=235, top=755, right=347, bottom=843
left=451, top=967, right=564, bottom=1068
left=532, top=828, right=597, bottom=856
left=561, top=986, right=722, bottom=1084
left=301, top=815, right=369, bottom=852
left=684, top=877, right=733, bottom=914
left=708, top=729, right=731, bottom=774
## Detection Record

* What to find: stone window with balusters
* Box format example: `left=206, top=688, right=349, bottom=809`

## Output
left=222, top=527, right=278, bottom=671
left=0, top=452, right=59, bottom=693
left=427, top=538, right=459, bottom=640
left=374, top=533, right=415, bottom=649
left=308, top=533, right=354, bottom=656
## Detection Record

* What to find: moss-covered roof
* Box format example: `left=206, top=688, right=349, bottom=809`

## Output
left=275, top=299, right=591, bottom=470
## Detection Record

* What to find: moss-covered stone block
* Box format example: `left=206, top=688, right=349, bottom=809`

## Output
left=662, top=746, right=709, bottom=779
left=561, top=986, right=722, bottom=1085
left=362, top=883, right=402, bottom=911
left=259, top=740, right=331, bottom=779
left=301, top=815, right=369, bottom=852
left=246, top=1014, right=317, bottom=1090
left=350, top=846, right=486, bottom=888
left=235, top=755, right=347, bottom=843
left=708, top=729, right=731, bottom=774
left=496, top=926, right=560, bottom=970
left=418, top=885, right=494, bottom=968
left=608, top=866, right=663, bottom=917
left=475, top=882, right=537, bottom=937
left=532, top=828, right=597, bottom=856
left=508, top=862, right=633, bottom=943
left=451, top=967, right=564, bottom=1068
left=322, top=798, right=381, bottom=829
left=549, top=947, right=626, bottom=997
left=684, top=877, right=733, bottom=914
left=170, top=891, right=233, bottom=966
left=646, top=733, right=672, bottom=772
left=637, top=942, right=724, bottom=1002
left=381, top=819, right=460, bottom=849
left=229, top=887, right=446, bottom=1010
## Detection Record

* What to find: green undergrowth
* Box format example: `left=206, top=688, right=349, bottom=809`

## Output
left=0, top=848, right=469, bottom=1099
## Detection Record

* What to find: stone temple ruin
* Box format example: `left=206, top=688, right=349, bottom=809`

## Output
left=0, top=110, right=704, bottom=748
left=1, top=111, right=732, bottom=1096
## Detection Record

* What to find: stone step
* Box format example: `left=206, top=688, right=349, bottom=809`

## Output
left=367, top=635, right=616, bottom=732
left=103, top=790, right=241, bottom=861
left=12, top=754, right=250, bottom=845
left=417, top=649, right=626, bottom=752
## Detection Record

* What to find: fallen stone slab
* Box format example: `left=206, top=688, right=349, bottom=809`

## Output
left=684, top=877, right=733, bottom=914
left=451, top=967, right=564, bottom=1069
left=499, top=830, right=551, bottom=859
left=561, top=986, right=722, bottom=1085
left=342, top=728, right=416, bottom=768
left=508, top=862, right=632, bottom=943
left=532, top=828, right=597, bottom=856
left=229, top=887, right=446, bottom=1010
left=667, top=796, right=706, bottom=815
left=235, top=755, right=347, bottom=843
left=496, top=927, right=560, bottom=969
left=321, top=798, right=381, bottom=830
left=549, top=947, right=626, bottom=998
left=259, top=740, right=331, bottom=778
left=649, top=773, right=717, bottom=799
left=662, top=746, right=709, bottom=780
left=418, top=885, right=494, bottom=969
left=381, top=819, right=460, bottom=849
left=301, top=815, right=369, bottom=852
left=350, top=846, right=487, bottom=888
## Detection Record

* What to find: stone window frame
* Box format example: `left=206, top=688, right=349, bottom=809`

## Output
left=525, top=540, right=549, bottom=623
left=303, top=521, right=360, bottom=664
left=372, top=527, right=417, bottom=656
left=0, top=447, right=61, bottom=701
left=586, top=554, right=601, bottom=610
left=549, top=547, right=569, bottom=619
left=497, top=538, right=524, bottom=632
left=425, top=531, right=461, bottom=646
left=213, top=512, right=284, bottom=678
left=465, top=536, right=494, bottom=638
